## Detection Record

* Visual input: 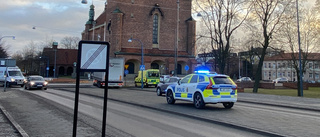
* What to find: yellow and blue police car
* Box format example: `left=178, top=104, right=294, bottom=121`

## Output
left=165, top=70, right=237, bottom=109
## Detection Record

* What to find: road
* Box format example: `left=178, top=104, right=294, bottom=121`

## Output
left=1, top=86, right=320, bottom=137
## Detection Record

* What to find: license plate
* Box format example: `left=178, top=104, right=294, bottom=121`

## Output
left=220, top=88, right=231, bottom=92
left=37, top=85, right=43, bottom=87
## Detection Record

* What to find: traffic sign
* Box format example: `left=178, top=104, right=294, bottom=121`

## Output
left=185, top=65, right=189, bottom=71
left=140, top=65, right=145, bottom=71
left=125, top=65, right=129, bottom=69
left=124, top=70, right=129, bottom=75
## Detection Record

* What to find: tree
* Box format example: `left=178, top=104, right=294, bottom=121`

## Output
left=250, top=0, right=293, bottom=93
left=0, top=42, right=8, bottom=58
left=193, top=0, right=250, bottom=74
left=279, top=7, right=320, bottom=96
left=60, top=36, right=80, bottom=49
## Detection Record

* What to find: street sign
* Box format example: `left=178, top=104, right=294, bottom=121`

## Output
left=140, top=65, right=145, bottom=71
left=80, top=43, right=108, bottom=70
left=124, top=70, right=129, bottom=75
left=185, top=65, right=189, bottom=71
left=46, top=67, right=49, bottom=70
left=125, top=64, right=129, bottom=70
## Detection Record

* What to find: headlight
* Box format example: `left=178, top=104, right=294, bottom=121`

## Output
left=44, top=82, right=48, bottom=85
left=11, top=78, right=15, bottom=82
left=30, top=82, right=35, bottom=85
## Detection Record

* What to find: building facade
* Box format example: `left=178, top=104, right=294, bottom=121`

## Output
left=82, top=0, right=197, bottom=75
left=262, top=53, right=320, bottom=82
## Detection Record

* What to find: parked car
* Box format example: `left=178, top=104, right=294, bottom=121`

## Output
left=24, top=75, right=48, bottom=90
left=156, top=77, right=180, bottom=96
left=272, top=77, right=289, bottom=83
left=159, top=75, right=170, bottom=82
left=236, top=77, right=252, bottom=82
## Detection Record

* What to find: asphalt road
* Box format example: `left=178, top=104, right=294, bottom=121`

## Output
left=0, top=86, right=320, bottom=137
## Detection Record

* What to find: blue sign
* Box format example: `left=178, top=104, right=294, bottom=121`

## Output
left=185, top=65, right=189, bottom=71
left=124, top=70, right=129, bottom=75
left=140, top=65, right=145, bottom=71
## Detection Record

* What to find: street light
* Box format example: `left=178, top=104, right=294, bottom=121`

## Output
left=175, top=0, right=180, bottom=76
left=0, top=36, right=15, bottom=42
left=296, top=0, right=303, bottom=96
left=39, top=56, right=49, bottom=77
left=128, top=38, right=144, bottom=89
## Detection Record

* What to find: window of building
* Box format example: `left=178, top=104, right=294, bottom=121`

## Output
left=273, top=72, right=276, bottom=77
left=282, top=63, right=286, bottom=68
left=278, top=63, right=281, bottom=68
left=152, top=14, right=159, bottom=47
left=264, top=72, right=267, bottom=77
left=315, top=64, right=319, bottom=69
left=264, top=63, right=267, bottom=68
left=278, top=72, right=281, bottom=77
left=269, top=72, right=271, bottom=76
left=273, top=63, right=276, bottom=68
left=293, top=72, right=296, bottom=77
left=308, top=63, right=312, bottom=69
left=309, top=73, right=313, bottom=78
left=283, top=72, right=286, bottom=77
left=288, top=62, right=291, bottom=68
left=315, top=73, right=319, bottom=79
left=288, top=72, right=291, bottom=77
left=269, top=63, right=271, bottom=68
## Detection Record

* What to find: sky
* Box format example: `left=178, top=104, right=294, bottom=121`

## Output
left=0, top=0, right=106, bottom=56
left=0, top=0, right=317, bottom=56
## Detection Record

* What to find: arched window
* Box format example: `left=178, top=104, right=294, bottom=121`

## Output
left=152, top=14, right=159, bottom=46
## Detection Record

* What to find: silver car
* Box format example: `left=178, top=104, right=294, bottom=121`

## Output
left=24, top=76, right=48, bottom=90
left=156, top=77, right=180, bottom=96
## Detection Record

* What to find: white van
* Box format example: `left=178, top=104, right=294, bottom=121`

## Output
left=0, top=66, right=25, bottom=87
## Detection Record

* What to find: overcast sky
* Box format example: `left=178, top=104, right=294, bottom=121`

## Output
left=0, top=0, right=316, bottom=56
left=0, top=0, right=106, bottom=56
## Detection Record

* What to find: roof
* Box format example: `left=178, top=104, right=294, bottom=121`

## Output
left=264, top=53, right=320, bottom=61
left=43, top=48, right=78, bottom=65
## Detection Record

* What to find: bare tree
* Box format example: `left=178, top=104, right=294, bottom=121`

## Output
left=60, top=36, right=80, bottom=49
left=279, top=7, right=320, bottom=96
left=193, top=0, right=250, bottom=74
left=250, top=0, right=293, bottom=93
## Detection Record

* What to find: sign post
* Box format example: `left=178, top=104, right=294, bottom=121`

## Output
left=72, top=41, right=110, bottom=137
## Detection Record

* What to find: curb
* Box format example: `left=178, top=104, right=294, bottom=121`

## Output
left=0, top=104, right=29, bottom=137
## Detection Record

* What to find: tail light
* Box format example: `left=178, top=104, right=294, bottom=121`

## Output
left=206, top=79, right=214, bottom=89
left=232, top=86, right=237, bottom=91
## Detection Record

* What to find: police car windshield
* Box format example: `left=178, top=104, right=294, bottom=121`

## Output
left=212, top=76, right=233, bottom=84
left=8, top=71, right=22, bottom=77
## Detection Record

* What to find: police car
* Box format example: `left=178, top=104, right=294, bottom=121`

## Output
left=165, top=70, right=237, bottom=109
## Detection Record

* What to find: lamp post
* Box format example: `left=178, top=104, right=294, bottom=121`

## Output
left=128, top=38, right=144, bottom=89
left=39, top=56, right=49, bottom=77
left=296, top=0, right=303, bottom=96
left=175, top=0, right=180, bottom=76
left=238, top=53, right=241, bottom=79
left=0, top=36, right=15, bottom=42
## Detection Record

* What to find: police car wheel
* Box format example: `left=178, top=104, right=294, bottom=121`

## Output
left=166, top=90, right=175, bottom=104
left=194, top=92, right=205, bottom=109
left=156, top=88, right=162, bottom=96
left=223, top=102, right=234, bottom=109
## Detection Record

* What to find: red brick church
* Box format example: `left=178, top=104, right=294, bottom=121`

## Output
left=82, top=0, right=197, bottom=75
